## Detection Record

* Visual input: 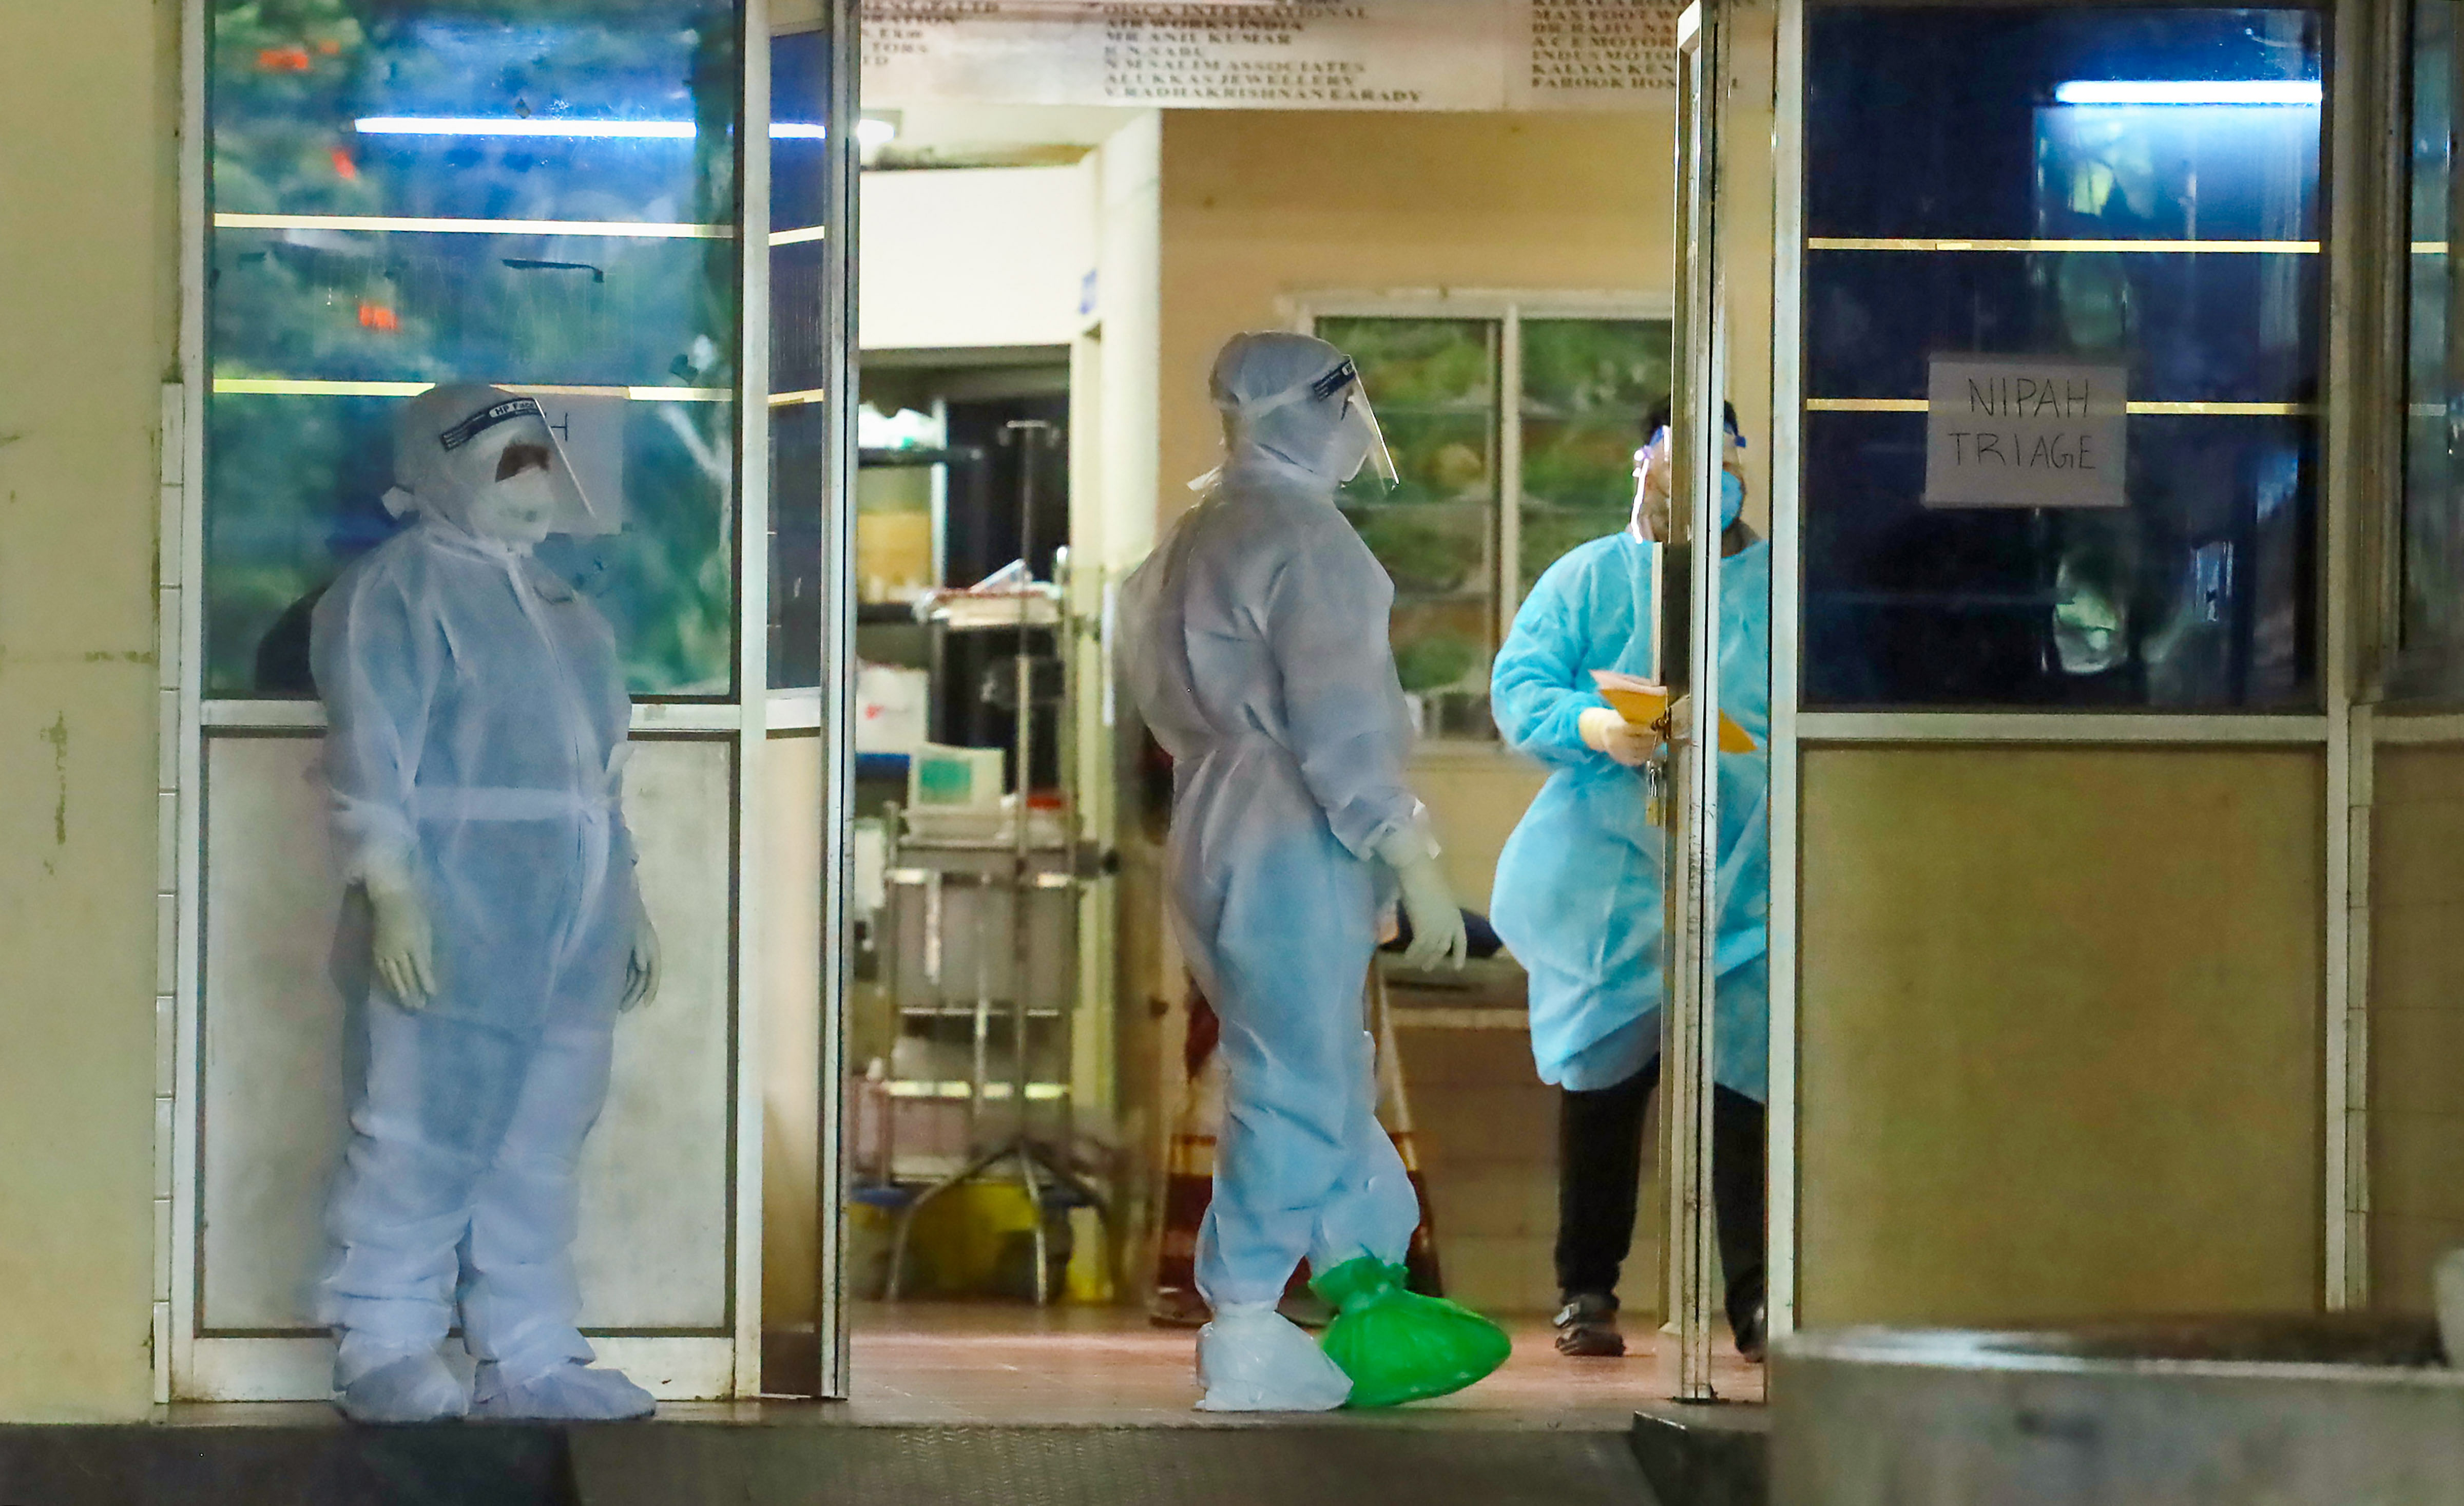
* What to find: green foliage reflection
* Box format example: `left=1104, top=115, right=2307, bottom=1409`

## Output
left=1319, top=317, right=1497, bottom=734
left=205, top=0, right=741, bottom=697
left=1517, top=318, right=1670, bottom=603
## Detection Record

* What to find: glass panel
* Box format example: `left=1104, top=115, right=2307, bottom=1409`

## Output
left=211, top=230, right=736, bottom=387
left=2399, top=1, right=2464, bottom=699
left=1802, top=7, right=2323, bottom=710
left=209, top=4, right=739, bottom=223
left=1517, top=317, right=1672, bottom=603
left=204, top=0, right=742, bottom=698
left=1318, top=316, right=1501, bottom=738
left=213, top=391, right=738, bottom=697
left=769, top=25, right=834, bottom=690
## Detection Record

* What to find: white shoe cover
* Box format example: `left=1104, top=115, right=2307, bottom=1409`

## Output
left=471, top=1360, right=656, bottom=1421
left=1195, top=1304, right=1353, bottom=1412
left=335, top=1351, right=470, bottom=1424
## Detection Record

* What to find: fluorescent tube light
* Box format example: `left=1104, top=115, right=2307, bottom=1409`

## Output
left=355, top=116, right=694, bottom=138
left=2052, top=80, right=2322, bottom=106
left=354, top=117, right=832, bottom=139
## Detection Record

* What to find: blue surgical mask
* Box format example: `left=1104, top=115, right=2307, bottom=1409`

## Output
left=1719, top=469, right=1745, bottom=530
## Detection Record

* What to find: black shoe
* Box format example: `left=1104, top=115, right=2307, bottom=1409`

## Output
left=1147, top=1289, right=1209, bottom=1329
left=1732, top=1300, right=1766, bottom=1363
left=1553, top=1292, right=1625, bottom=1358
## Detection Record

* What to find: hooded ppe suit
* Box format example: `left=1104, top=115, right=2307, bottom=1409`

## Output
left=1489, top=532, right=1772, bottom=1101
left=1117, top=334, right=1427, bottom=1325
left=312, top=383, right=649, bottom=1417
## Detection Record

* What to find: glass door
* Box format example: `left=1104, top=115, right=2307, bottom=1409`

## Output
left=168, top=0, right=857, bottom=1401
left=1662, top=0, right=1787, bottom=1404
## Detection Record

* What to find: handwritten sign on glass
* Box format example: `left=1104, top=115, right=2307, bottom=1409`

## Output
left=1922, top=355, right=2128, bottom=509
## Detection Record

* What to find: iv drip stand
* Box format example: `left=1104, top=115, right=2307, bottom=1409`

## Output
left=887, top=418, right=1108, bottom=1305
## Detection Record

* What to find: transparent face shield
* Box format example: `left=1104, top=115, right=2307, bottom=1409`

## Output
left=1339, top=381, right=1400, bottom=489
left=465, top=412, right=605, bottom=537
left=1631, top=421, right=1746, bottom=540
left=1226, top=354, right=1398, bottom=490
left=423, top=395, right=607, bottom=539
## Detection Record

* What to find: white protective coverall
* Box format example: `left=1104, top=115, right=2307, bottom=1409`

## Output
left=312, top=384, right=654, bottom=1422
left=1118, top=332, right=1459, bottom=1409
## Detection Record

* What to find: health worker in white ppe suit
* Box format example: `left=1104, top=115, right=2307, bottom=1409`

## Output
left=1119, top=332, right=1510, bottom=1412
left=311, top=384, right=661, bottom=1424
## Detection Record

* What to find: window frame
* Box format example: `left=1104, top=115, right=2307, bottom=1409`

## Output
left=168, top=0, right=861, bottom=1404
left=1294, top=290, right=1676, bottom=746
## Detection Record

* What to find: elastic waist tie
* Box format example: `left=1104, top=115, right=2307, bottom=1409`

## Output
left=412, top=787, right=618, bottom=822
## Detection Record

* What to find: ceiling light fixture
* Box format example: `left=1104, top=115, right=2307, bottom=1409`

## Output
left=2052, top=80, right=2321, bottom=106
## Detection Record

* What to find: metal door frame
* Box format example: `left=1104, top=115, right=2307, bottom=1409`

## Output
left=162, top=0, right=860, bottom=1402
left=1664, top=0, right=1731, bottom=1402
left=1758, top=0, right=2383, bottom=1344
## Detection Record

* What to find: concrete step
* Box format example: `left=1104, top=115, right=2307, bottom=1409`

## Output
left=1630, top=1403, right=1772, bottom=1506
left=0, top=1415, right=1663, bottom=1506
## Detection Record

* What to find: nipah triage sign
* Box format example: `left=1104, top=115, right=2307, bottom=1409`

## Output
left=1922, top=355, right=2128, bottom=509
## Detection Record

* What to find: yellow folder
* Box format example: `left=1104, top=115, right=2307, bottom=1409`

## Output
left=1593, top=676, right=1759, bottom=753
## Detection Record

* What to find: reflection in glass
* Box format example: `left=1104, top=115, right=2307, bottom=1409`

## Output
left=1321, top=317, right=1500, bottom=737
left=210, top=392, right=738, bottom=698
left=1804, top=7, right=2321, bottom=709
left=210, top=2, right=740, bottom=225
left=769, top=26, right=834, bottom=691
left=2400, top=1, right=2464, bottom=699
left=213, top=230, right=737, bottom=388
left=1518, top=319, right=1671, bottom=605
left=204, top=0, right=741, bottom=697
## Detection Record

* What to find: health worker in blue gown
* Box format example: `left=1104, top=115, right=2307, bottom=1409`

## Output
left=1488, top=396, right=1772, bottom=1362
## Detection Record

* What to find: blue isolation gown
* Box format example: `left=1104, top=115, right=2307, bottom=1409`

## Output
left=1489, top=532, right=1772, bottom=1102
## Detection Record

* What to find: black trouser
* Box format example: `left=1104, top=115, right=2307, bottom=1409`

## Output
left=1555, top=1054, right=1766, bottom=1338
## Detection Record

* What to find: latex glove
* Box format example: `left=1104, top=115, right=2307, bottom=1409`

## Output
left=1373, top=829, right=1467, bottom=971
left=366, top=878, right=437, bottom=1008
left=1578, top=706, right=1654, bottom=768
left=622, top=896, right=662, bottom=1014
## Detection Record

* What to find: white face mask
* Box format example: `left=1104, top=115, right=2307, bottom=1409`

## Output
left=465, top=467, right=561, bottom=549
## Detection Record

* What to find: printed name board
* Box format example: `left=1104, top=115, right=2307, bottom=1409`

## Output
left=860, top=0, right=1683, bottom=110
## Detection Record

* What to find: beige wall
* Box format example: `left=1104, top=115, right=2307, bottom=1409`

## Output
left=1158, top=108, right=1674, bottom=504
left=2369, top=745, right=2464, bottom=1311
left=0, top=0, right=178, bottom=1421
left=1799, top=747, right=2325, bottom=1327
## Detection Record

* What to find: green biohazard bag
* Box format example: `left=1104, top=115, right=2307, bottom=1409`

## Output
left=1311, top=1256, right=1512, bottom=1408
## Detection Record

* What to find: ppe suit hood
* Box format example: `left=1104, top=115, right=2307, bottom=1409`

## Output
left=383, top=383, right=602, bottom=541
left=1207, top=332, right=1397, bottom=491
